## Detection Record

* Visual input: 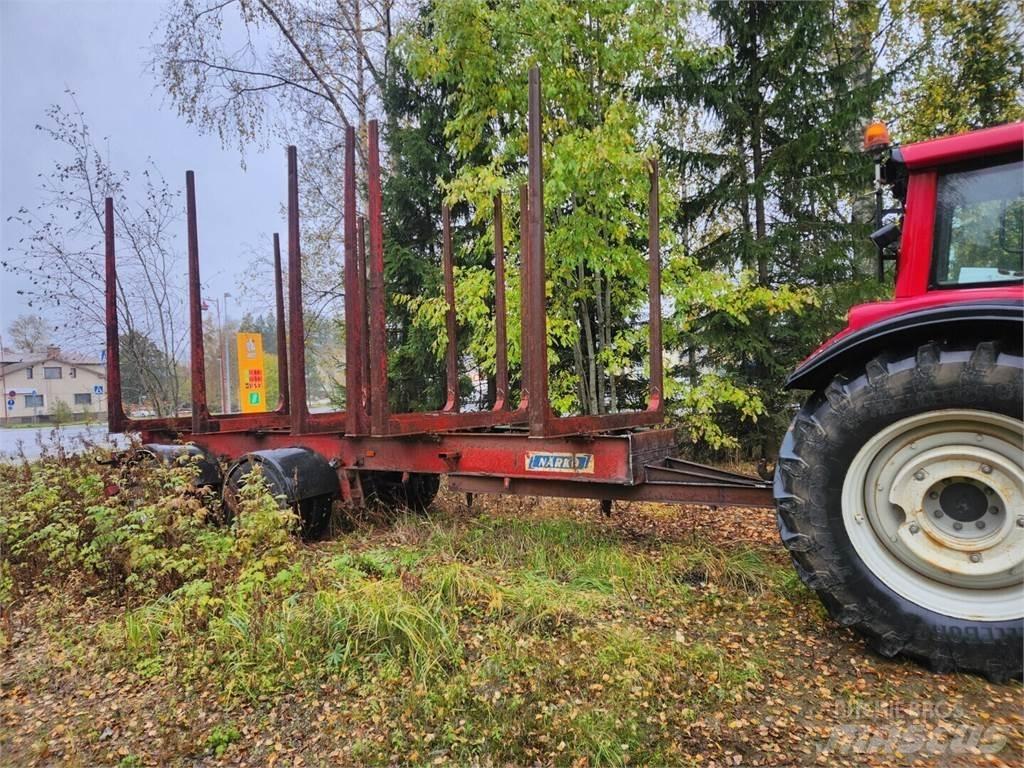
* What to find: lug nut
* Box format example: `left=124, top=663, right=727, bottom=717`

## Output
left=1017, top=517, right=1024, bottom=528
left=914, top=471, right=926, bottom=481
left=981, top=464, right=992, bottom=474
left=953, top=522, right=963, bottom=531
left=970, top=553, right=982, bottom=563
left=990, top=506, right=1000, bottom=515
left=909, top=523, right=920, bottom=534
left=933, top=509, right=944, bottom=519
left=976, top=520, right=986, bottom=530
left=929, top=491, right=938, bottom=499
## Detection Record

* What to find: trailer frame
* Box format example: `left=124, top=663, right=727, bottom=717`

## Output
left=103, top=66, right=773, bottom=511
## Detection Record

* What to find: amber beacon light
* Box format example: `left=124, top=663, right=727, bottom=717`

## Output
left=863, top=120, right=891, bottom=151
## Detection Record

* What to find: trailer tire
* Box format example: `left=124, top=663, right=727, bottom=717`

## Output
left=775, top=341, right=1023, bottom=681
left=223, top=449, right=340, bottom=540
left=361, top=472, right=440, bottom=514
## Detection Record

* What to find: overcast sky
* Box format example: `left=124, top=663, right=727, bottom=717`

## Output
left=1, top=0, right=290, bottom=353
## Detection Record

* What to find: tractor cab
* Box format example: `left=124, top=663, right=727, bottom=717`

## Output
left=788, top=122, right=1024, bottom=391
left=878, top=121, right=1023, bottom=298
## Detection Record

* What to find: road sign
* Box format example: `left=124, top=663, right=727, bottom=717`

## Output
left=6, top=399, right=14, bottom=410
left=93, top=385, right=105, bottom=395
left=236, top=332, right=267, bottom=413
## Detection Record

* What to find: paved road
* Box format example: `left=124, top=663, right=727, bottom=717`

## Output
left=0, top=424, right=129, bottom=460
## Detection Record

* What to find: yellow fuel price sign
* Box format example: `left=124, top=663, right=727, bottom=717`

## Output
left=236, top=332, right=267, bottom=413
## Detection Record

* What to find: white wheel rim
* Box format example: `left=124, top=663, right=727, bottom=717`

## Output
left=842, top=409, right=1024, bottom=622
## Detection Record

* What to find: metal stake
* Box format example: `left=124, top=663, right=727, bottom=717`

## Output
left=286, top=146, right=309, bottom=434
left=647, top=158, right=663, bottom=412
left=442, top=205, right=459, bottom=412
left=184, top=173, right=209, bottom=432
left=343, top=126, right=366, bottom=434
left=103, top=197, right=128, bottom=432
left=367, top=120, right=390, bottom=435
left=492, top=193, right=509, bottom=411
left=526, top=65, right=550, bottom=435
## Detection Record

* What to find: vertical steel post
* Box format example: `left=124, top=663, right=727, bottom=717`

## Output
left=367, top=120, right=390, bottom=435
left=517, top=184, right=530, bottom=413
left=441, top=205, right=459, bottom=412
left=184, top=173, right=209, bottom=433
left=492, top=193, right=509, bottom=411
left=356, top=216, right=370, bottom=422
left=343, top=126, right=366, bottom=434
left=647, top=158, right=663, bottom=412
left=103, top=198, right=127, bottom=432
left=526, top=65, right=549, bottom=435
left=286, top=146, right=309, bottom=434
left=272, top=233, right=290, bottom=413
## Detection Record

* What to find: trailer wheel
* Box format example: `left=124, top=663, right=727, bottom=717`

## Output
left=361, top=472, right=440, bottom=514
left=775, top=341, right=1023, bottom=681
left=223, top=449, right=340, bottom=540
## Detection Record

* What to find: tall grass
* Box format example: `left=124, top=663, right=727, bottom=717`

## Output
left=3, top=447, right=795, bottom=766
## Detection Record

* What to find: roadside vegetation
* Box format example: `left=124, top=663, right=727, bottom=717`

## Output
left=1, top=447, right=1020, bottom=766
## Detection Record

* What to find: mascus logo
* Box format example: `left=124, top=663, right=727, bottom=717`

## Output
left=525, top=452, right=595, bottom=474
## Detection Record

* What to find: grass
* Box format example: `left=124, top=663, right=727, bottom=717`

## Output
left=1, top=448, right=1020, bottom=767
left=108, top=508, right=782, bottom=763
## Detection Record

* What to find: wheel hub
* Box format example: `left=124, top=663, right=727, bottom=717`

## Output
left=887, top=446, right=1022, bottom=585
left=938, top=479, right=990, bottom=522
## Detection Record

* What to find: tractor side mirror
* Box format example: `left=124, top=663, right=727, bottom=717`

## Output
left=872, top=221, right=901, bottom=281
left=871, top=221, right=901, bottom=251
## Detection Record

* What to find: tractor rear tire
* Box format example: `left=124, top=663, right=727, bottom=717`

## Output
left=775, top=341, right=1023, bottom=681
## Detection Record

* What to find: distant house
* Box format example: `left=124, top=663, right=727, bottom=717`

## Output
left=1, top=346, right=106, bottom=424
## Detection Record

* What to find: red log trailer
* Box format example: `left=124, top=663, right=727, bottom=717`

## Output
left=104, top=69, right=1023, bottom=680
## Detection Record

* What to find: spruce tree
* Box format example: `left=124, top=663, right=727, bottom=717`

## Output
left=381, top=42, right=451, bottom=412
left=650, top=0, right=886, bottom=456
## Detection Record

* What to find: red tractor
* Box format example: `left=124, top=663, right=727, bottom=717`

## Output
left=101, top=66, right=1022, bottom=680
left=777, top=121, right=1023, bottom=681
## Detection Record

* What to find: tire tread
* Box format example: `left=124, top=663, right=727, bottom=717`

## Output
left=774, top=340, right=1023, bottom=679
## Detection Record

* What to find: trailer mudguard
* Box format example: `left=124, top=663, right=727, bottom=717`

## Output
left=786, top=299, right=1024, bottom=391
left=138, top=443, right=223, bottom=488
left=226, top=448, right=340, bottom=505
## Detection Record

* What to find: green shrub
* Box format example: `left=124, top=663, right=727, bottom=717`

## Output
left=205, top=724, right=241, bottom=757
left=50, top=399, right=73, bottom=425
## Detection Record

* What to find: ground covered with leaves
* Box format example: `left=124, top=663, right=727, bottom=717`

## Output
left=1, top=448, right=1021, bottom=767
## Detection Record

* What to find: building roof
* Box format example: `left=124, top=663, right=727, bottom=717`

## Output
left=0, top=349, right=104, bottom=376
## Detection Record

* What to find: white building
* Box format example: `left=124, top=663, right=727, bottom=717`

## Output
left=1, top=346, right=107, bottom=424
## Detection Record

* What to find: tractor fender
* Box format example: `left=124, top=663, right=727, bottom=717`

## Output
left=138, top=443, right=223, bottom=488
left=225, top=447, right=340, bottom=505
left=786, top=299, right=1024, bottom=391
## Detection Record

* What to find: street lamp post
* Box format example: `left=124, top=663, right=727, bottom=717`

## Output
left=223, top=292, right=232, bottom=413
left=202, top=299, right=227, bottom=413
left=0, top=332, right=8, bottom=426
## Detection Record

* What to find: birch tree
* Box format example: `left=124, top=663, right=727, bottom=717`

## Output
left=3, top=98, right=188, bottom=416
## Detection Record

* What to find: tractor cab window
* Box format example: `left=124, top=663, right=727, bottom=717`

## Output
left=932, top=159, right=1023, bottom=287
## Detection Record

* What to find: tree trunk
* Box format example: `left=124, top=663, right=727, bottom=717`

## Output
left=592, top=272, right=606, bottom=414
left=572, top=335, right=588, bottom=412
left=578, top=262, right=599, bottom=415
left=605, top=274, right=617, bottom=412
left=747, top=3, right=768, bottom=287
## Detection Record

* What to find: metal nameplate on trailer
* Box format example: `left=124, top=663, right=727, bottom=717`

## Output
left=525, top=452, right=595, bottom=474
